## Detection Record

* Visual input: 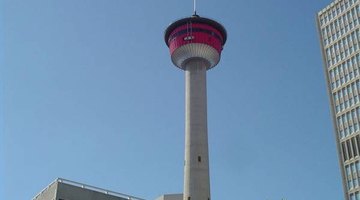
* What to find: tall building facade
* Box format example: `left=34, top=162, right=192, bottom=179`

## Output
left=317, top=1, right=360, bottom=199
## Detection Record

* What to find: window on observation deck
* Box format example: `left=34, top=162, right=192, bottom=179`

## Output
left=169, top=27, right=223, bottom=43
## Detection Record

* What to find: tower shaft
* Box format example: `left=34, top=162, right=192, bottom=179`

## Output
left=184, top=59, right=210, bottom=200
left=165, top=14, right=226, bottom=200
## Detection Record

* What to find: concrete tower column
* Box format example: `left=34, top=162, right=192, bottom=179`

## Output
left=184, top=59, right=210, bottom=200
left=164, top=14, right=226, bottom=200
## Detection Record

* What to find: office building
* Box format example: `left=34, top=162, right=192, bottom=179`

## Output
left=317, top=0, right=360, bottom=199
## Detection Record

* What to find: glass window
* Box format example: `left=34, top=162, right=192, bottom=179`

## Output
left=349, top=179, right=354, bottom=189
left=355, top=179, right=359, bottom=188
left=347, top=140, right=352, bottom=158
left=352, top=110, right=356, bottom=120
left=343, top=142, right=349, bottom=160
left=350, top=193, right=356, bottom=200
left=347, top=165, right=352, bottom=175
left=352, top=138, right=358, bottom=156
left=353, top=163, right=357, bottom=173
left=339, top=117, right=343, bottom=125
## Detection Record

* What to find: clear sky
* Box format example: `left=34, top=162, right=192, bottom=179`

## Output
left=1, top=0, right=343, bottom=200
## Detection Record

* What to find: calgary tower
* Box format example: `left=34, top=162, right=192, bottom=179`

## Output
left=164, top=5, right=227, bottom=200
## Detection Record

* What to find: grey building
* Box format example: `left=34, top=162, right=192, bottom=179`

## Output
left=155, top=194, right=182, bottom=200
left=317, top=0, right=360, bottom=199
left=33, top=178, right=144, bottom=200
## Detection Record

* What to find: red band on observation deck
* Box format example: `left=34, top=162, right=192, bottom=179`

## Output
left=167, top=23, right=224, bottom=55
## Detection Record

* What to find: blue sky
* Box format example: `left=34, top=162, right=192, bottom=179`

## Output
left=1, top=0, right=343, bottom=199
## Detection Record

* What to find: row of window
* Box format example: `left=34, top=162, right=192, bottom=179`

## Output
left=337, top=108, right=360, bottom=139
left=342, top=135, right=360, bottom=162
left=350, top=191, right=360, bottom=200
left=329, top=53, right=360, bottom=90
left=346, top=160, right=360, bottom=190
left=326, top=29, right=360, bottom=63
left=333, top=80, right=360, bottom=113
left=322, top=5, right=360, bottom=46
left=326, top=29, right=360, bottom=67
left=168, top=27, right=223, bottom=43
left=320, top=0, right=358, bottom=26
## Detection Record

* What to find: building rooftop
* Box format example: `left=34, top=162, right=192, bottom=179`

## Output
left=33, top=178, right=145, bottom=200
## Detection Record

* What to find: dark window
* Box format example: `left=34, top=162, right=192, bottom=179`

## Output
left=342, top=142, right=348, bottom=161
left=347, top=140, right=352, bottom=159
left=198, top=156, right=202, bottom=162
left=352, top=137, right=358, bottom=157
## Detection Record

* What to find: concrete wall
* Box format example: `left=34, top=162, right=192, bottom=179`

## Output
left=33, top=181, right=57, bottom=200
left=155, top=194, right=183, bottom=200
left=56, top=182, right=128, bottom=200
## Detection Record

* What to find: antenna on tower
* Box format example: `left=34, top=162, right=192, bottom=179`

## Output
left=193, top=0, right=197, bottom=15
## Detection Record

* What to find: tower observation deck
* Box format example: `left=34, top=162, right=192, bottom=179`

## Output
left=164, top=14, right=227, bottom=200
left=165, top=15, right=227, bottom=70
